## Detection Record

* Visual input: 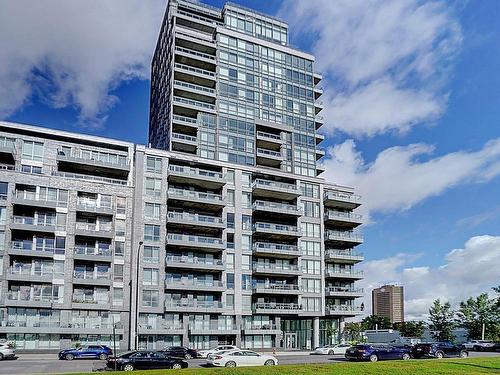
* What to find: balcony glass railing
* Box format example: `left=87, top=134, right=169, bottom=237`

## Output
left=253, top=302, right=302, bottom=311
left=325, top=230, right=363, bottom=242
left=253, top=200, right=301, bottom=213
left=166, top=233, right=224, bottom=246
left=189, top=322, right=238, bottom=331
left=11, top=240, right=65, bottom=255
left=168, top=164, right=223, bottom=180
left=168, top=188, right=223, bottom=202
left=77, top=198, right=113, bottom=211
left=165, top=279, right=224, bottom=288
left=326, top=305, right=363, bottom=313
left=253, top=283, right=300, bottom=291
left=74, top=246, right=112, bottom=257
left=12, top=216, right=56, bottom=227
left=167, top=212, right=223, bottom=226
left=176, top=9, right=223, bottom=26
left=325, top=269, right=364, bottom=277
left=253, top=222, right=300, bottom=234
left=325, top=249, right=364, bottom=259
left=252, top=179, right=297, bottom=192
left=175, top=46, right=216, bottom=61
left=256, top=131, right=282, bottom=142
left=173, top=79, right=215, bottom=95
left=256, top=148, right=282, bottom=158
left=173, top=96, right=215, bottom=110
left=9, top=267, right=59, bottom=278
left=7, top=291, right=61, bottom=303
left=174, top=63, right=215, bottom=77
left=172, top=114, right=198, bottom=126
left=252, top=263, right=299, bottom=272
left=139, top=319, right=183, bottom=330
left=324, top=190, right=361, bottom=204
left=73, top=270, right=110, bottom=280
left=57, top=148, right=128, bottom=167
left=325, top=210, right=362, bottom=222
left=253, top=242, right=298, bottom=252
left=51, top=169, right=127, bottom=185
left=325, top=287, right=364, bottom=294
left=165, top=300, right=223, bottom=309
left=171, top=133, right=197, bottom=143
left=75, top=222, right=113, bottom=232
left=72, top=295, right=109, bottom=305
left=166, top=255, right=224, bottom=266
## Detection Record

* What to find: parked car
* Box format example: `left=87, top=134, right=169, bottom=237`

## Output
left=207, top=349, right=277, bottom=367
left=58, top=345, right=112, bottom=360
left=0, top=342, right=16, bottom=360
left=107, top=351, right=188, bottom=371
left=161, top=346, right=198, bottom=359
left=345, top=344, right=411, bottom=362
left=411, top=342, right=468, bottom=359
left=311, top=344, right=351, bottom=355
left=197, top=345, right=239, bottom=358
left=463, top=340, right=495, bottom=351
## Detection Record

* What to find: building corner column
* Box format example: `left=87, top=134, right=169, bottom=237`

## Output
left=313, top=317, right=320, bottom=349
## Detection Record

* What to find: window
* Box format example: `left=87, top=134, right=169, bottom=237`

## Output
left=115, top=219, right=126, bottom=237
left=242, top=275, right=252, bottom=290
left=242, top=255, right=251, bottom=270
left=21, top=165, right=42, bottom=174
left=0, top=207, right=5, bottom=225
left=144, top=225, right=160, bottom=242
left=0, top=255, right=3, bottom=276
left=226, top=253, right=234, bottom=269
left=241, top=192, right=251, bottom=208
left=22, top=141, right=43, bottom=161
left=227, top=190, right=235, bottom=207
left=301, top=241, right=320, bottom=257
left=113, top=288, right=123, bottom=306
left=226, top=273, right=234, bottom=289
left=303, top=297, right=320, bottom=312
left=116, top=197, right=126, bottom=215
left=114, top=242, right=124, bottom=257
left=145, top=177, right=162, bottom=197
left=242, top=235, right=251, bottom=251
left=242, top=295, right=252, bottom=310
left=227, top=213, right=234, bottom=229
left=241, top=172, right=251, bottom=187
left=301, top=259, right=320, bottom=275
left=303, top=201, right=319, bottom=218
left=143, top=246, right=160, bottom=263
left=226, top=294, right=235, bottom=308
left=242, top=215, right=251, bottom=230
left=146, top=156, right=162, bottom=173
left=302, top=278, right=321, bottom=293
left=144, top=203, right=161, bottom=220
left=0, top=182, right=7, bottom=200
left=114, top=264, right=124, bottom=282
left=142, top=290, right=159, bottom=307
left=143, top=268, right=159, bottom=286
left=301, top=222, right=320, bottom=238
left=301, top=182, right=319, bottom=198
left=226, top=169, right=235, bottom=184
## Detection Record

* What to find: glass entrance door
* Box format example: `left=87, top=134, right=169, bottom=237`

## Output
left=284, top=333, right=298, bottom=349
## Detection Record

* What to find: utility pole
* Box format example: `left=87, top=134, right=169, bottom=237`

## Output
left=482, top=323, right=485, bottom=340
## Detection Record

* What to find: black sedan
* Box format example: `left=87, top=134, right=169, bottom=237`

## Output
left=411, top=342, right=468, bottom=359
left=162, top=346, right=198, bottom=359
left=106, top=351, right=188, bottom=371
left=345, top=344, right=411, bottom=362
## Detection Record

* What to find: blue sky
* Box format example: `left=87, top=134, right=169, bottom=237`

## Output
left=1, top=0, right=499, bottom=318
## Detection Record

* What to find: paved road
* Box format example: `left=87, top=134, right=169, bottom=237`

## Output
left=1, top=351, right=498, bottom=374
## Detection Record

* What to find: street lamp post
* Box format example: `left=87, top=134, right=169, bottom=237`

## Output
left=128, top=241, right=143, bottom=350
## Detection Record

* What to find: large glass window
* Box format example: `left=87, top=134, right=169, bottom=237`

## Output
left=22, top=141, right=44, bottom=161
left=144, top=203, right=161, bottom=220
left=144, top=225, right=160, bottom=242
left=146, top=156, right=162, bottom=173
left=143, top=268, right=159, bottom=286
left=145, top=177, right=162, bottom=197
left=142, top=290, right=159, bottom=307
left=143, top=246, right=160, bottom=263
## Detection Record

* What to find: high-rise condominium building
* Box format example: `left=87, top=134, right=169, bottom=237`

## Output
left=372, top=285, right=404, bottom=324
left=0, top=0, right=364, bottom=352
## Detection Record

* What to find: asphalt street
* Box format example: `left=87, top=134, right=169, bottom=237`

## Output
left=0, top=351, right=498, bottom=374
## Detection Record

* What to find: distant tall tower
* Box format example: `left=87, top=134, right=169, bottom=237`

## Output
left=372, top=285, right=404, bottom=323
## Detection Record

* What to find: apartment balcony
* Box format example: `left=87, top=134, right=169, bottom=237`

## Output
left=11, top=191, right=61, bottom=209
left=315, top=100, right=324, bottom=114
left=167, top=212, right=225, bottom=229
left=7, top=267, right=56, bottom=283
left=314, top=86, right=324, bottom=99
left=175, top=46, right=216, bottom=65
left=325, top=305, right=364, bottom=316
left=73, top=246, right=113, bottom=262
left=167, top=188, right=225, bottom=209
left=175, top=27, right=216, bottom=50
left=324, top=189, right=362, bottom=209
left=76, top=198, right=114, bottom=215
left=10, top=216, right=57, bottom=233
left=325, top=230, right=363, bottom=246
left=316, top=162, right=325, bottom=176
left=313, top=72, right=323, bottom=84
left=0, top=193, right=7, bottom=206
left=242, top=324, right=282, bottom=335
left=5, top=292, right=58, bottom=308
left=172, top=114, right=198, bottom=129
left=253, top=283, right=301, bottom=295
left=171, top=132, right=198, bottom=154
left=73, top=270, right=112, bottom=286
left=75, top=222, right=114, bottom=238
left=252, top=302, right=302, bottom=315
left=252, top=179, right=299, bottom=200
left=175, top=9, right=223, bottom=31
left=189, top=322, right=239, bottom=336
left=325, top=269, right=364, bottom=280
left=165, top=255, right=225, bottom=271
left=166, top=233, right=224, bottom=251
left=173, top=95, right=216, bottom=113
left=253, top=222, right=301, bottom=238
left=173, top=79, right=215, bottom=99
left=0, top=138, right=15, bottom=163
left=315, top=115, right=324, bottom=130
left=51, top=169, right=128, bottom=186
left=324, top=210, right=362, bottom=228
left=164, top=300, right=226, bottom=313
left=256, top=131, right=284, bottom=150
left=253, top=200, right=302, bottom=217
left=174, top=63, right=216, bottom=82
left=168, top=164, right=224, bottom=188
left=56, top=148, right=130, bottom=179
left=256, top=148, right=284, bottom=168
left=324, top=249, right=364, bottom=264
left=316, top=133, right=325, bottom=144
left=165, top=279, right=225, bottom=292
left=316, top=148, right=325, bottom=160
left=9, top=241, right=65, bottom=258
left=252, top=242, right=300, bottom=259
left=137, top=319, right=184, bottom=335
left=325, top=287, right=364, bottom=298
left=252, top=263, right=301, bottom=276
left=72, top=296, right=110, bottom=310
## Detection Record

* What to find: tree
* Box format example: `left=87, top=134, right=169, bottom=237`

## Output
left=361, top=315, right=392, bottom=330
left=428, top=299, right=455, bottom=342
left=393, top=321, right=425, bottom=338
left=456, top=293, right=499, bottom=341
left=343, top=322, right=363, bottom=343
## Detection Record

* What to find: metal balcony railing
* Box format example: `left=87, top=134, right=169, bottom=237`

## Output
left=324, top=190, right=361, bottom=204
left=168, top=188, right=223, bottom=203
left=325, top=230, right=363, bottom=242
left=171, top=133, right=197, bottom=143
left=167, top=212, right=223, bottom=226
left=165, top=279, right=224, bottom=288
left=11, top=241, right=65, bottom=255
left=253, top=263, right=299, bottom=272
left=174, top=63, right=215, bottom=78
left=253, top=283, right=300, bottom=291
left=253, top=302, right=302, bottom=311
left=253, top=242, right=298, bottom=253
left=257, top=148, right=282, bottom=158
left=253, top=200, right=301, bottom=214
left=165, top=255, right=224, bottom=266
left=252, top=179, right=297, bottom=192
left=74, top=246, right=112, bottom=257
left=166, top=234, right=224, bottom=246
left=168, top=164, right=223, bottom=180
left=325, top=210, right=362, bottom=222
left=173, top=79, right=215, bottom=95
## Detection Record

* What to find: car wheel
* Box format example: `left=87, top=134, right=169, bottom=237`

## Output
left=459, top=351, right=468, bottom=359
left=123, top=364, right=134, bottom=371
left=328, top=350, right=334, bottom=355
left=65, top=354, right=74, bottom=361
left=0, top=353, right=4, bottom=361
left=99, top=353, right=108, bottom=360
left=172, top=363, right=182, bottom=369
left=264, top=359, right=275, bottom=366
left=225, top=361, right=236, bottom=367
left=369, top=354, right=378, bottom=362
left=435, top=351, right=444, bottom=359
left=185, top=353, right=192, bottom=360
left=402, top=353, right=411, bottom=360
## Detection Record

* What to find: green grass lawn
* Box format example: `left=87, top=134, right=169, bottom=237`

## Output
left=68, top=357, right=500, bottom=375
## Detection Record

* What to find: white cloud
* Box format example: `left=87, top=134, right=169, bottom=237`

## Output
left=280, top=0, right=462, bottom=137
left=0, top=0, right=165, bottom=127
left=359, top=235, right=500, bottom=320
left=322, top=138, right=500, bottom=220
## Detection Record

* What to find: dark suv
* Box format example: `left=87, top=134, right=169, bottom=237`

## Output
left=161, top=346, right=198, bottom=359
left=411, top=342, right=468, bottom=359
left=345, top=344, right=411, bottom=362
